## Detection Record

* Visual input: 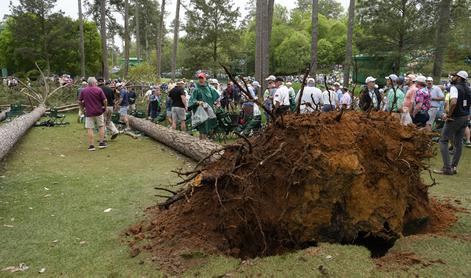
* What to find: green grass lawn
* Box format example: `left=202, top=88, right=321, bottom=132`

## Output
left=1, top=113, right=470, bottom=277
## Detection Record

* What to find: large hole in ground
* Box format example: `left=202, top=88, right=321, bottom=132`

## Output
left=226, top=224, right=395, bottom=259
left=346, top=232, right=396, bottom=258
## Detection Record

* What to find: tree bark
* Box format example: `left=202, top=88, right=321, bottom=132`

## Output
left=262, top=0, right=274, bottom=80
left=432, top=0, right=452, bottom=81
left=171, top=0, right=181, bottom=80
left=343, top=0, right=355, bottom=87
left=135, top=1, right=141, bottom=63
left=156, top=0, right=166, bottom=81
left=78, top=0, right=86, bottom=78
left=100, top=0, right=109, bottom=80
left=0, top=106, right=46, bottom=161
left=255, top=0, right=263, bottom=89
left=310, top=0, right=319, bottom=77
left=0, top=108, right=10, bottom=122
left=124, top=0, right=130, bottom=78
left=128, top=116, right=221, bottom=162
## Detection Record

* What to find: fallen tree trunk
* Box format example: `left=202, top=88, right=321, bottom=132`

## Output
left=46, top=103, right=79, bottom=111
left=128, top=116, right=221, bottom=161
left=0, top=105, right=46, bottom=161
left=0, top=108, right=10, bottom=122
left=56, top=106, right=79, bottom=113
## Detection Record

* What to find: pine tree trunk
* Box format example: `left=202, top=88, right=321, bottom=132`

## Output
left=343, top=0, right=355, bottom=87
left=310, top=0, right=319, bottom=77
left=171, top=0, right=181, bottom=80
left=432, top=0, right=452, bottom=81
left=100, top=0, right=109, bottom=80
left=255, top=0, right=263, bottom=88
left=0, top=106, right=46, bottom=161
left=124, top=0, right=130, bottom=78
left=128, top=116, right=221, bottom=161
left=262, top=0, right=274, bottom=80
left=156, top=0, right=166, bottom=81
left=135, top=1, right=141, bottom=63
left=78, top=0, right=86, bottom=78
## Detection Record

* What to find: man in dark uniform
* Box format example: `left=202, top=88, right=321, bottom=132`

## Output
left=434, top=71, right=471, bottom=175
left=359, top=76, right=382, bottom=111
left=98, top=79, right=119, bottom=139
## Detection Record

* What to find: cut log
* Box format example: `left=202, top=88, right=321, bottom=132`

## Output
left=128, top=116, right=221, bottom=161
left=0, top=108, right=11, bottom=122
left=0, top=106, right=46, bottom=161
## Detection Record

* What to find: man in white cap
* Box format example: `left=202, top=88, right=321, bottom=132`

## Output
left=384, top=74, right=405, bottom=120
left=322, top=83, right=337, bottom=112
left=359, top=76, right=382, bottom=111
left=334, top=82, right=343, bottom=108
left=273, top=77, right=291, bottom=115
left=403, top=74, right=417, bottom=122
left=252, top=81, right=261, bottom=97
left=286, top=81, right=296, bottom=111
left=425, top=76, right=444, bottom=131
left=411, top=75, right=431, bottom=127
left=434, top=70, right=471, bottom=175
left=263, top=76, right=277, bottom=122
left=296, top=77, right=323, bottom=113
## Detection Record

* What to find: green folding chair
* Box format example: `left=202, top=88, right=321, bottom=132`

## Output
left=48, top=107, right=67, bottom=125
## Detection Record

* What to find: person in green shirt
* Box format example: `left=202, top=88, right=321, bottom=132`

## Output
left=188, top=73, right=220, bottom=139
left=286, top=81, right=297, bottom=112
left=385, top=74, right=405, bottom=116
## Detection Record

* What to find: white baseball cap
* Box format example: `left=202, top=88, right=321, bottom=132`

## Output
left=307, top=78, right=315, bottom=84
left=334, top=82, right=340, bottom=86
left=415, top=75, right=426, bottom=83
left=385, top=74, right=398, bottom=81
left=365, top=76, right=376, bottom=83
left=265, top=75, right=276, bottom=81
left=252, top=81, right=260, bottom=87
left=425, top=76, right=433, bottom=82
left=456, top=70, right=468, bottom=80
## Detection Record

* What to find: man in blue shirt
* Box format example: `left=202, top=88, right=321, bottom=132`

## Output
left=119, top=83, right=130, bottom=130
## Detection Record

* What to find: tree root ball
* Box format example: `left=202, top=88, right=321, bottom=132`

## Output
left=133, top=111, right=436, bottom=263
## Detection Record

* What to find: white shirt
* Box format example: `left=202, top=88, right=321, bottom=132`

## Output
left=340, top=92, right=352, bottom=109
left=145, top=89, right=153, bottom=97
left=449, top=86, right=458, bottom=99
left=296, top=86, right=323, bottom=113
left=322, top=90, right=337, bottom=106
left=273, top=85, right=290, bottom=106
left=253, top=103, right=261, bottom=116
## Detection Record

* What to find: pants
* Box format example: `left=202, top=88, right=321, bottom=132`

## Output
left=274, top=105, right=290, bottom=116
left=439, top=116, right=469, bottom=170
left=105, top=106, right=118, bottom=134
left=427, top=107, right=439, bottom=126
left=322, top=104, right=335, bottom=112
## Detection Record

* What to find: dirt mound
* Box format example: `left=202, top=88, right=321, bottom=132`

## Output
left=375, top=251, right=446, bottom=270
left=128, top=111, right=440, bottom=273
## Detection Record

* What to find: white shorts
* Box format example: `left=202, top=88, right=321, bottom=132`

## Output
left=119, top=106, right=128, bottom=116
left=85, top=115, right=104, bottom=129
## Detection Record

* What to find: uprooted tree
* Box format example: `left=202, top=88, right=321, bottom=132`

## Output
left=128, top=111, right=436, bottom=272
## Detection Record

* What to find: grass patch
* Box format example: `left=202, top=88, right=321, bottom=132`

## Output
left=0, top=113, right=470, bottom=277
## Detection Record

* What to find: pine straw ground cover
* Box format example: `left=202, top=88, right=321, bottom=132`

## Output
left=0, top=113, right=470, bottom=277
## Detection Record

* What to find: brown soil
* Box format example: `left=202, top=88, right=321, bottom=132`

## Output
left=418, top=198, right=468, bottom=234
left=375, top=251, right=446, bottom=270
left=126, top=111, right=461, bottom=274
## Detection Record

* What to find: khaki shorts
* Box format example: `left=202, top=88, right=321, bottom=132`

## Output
left=172, top=107, right=186, bottom=122
left=85, top=114, right=105, bottom=129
